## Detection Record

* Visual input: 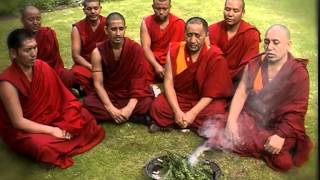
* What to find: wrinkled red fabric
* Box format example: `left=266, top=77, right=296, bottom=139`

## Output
left=83, top=38, right=153, bottom=121
left=208, top=20, right=260, bottom=86
left=72, top=16, right=107, bottom=63
left=36, top=27, right=76, bottom=89
left=0, top=60, right=105, bottom=169
left=150, top=42, right=232, bottom=129
left=144, top=13, right=185, bottom=83
left=71, top=16, right=107, bottom=93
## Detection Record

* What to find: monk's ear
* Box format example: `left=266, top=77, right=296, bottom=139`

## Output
left=104, top=26, right=108, bottom=34
left=9, top=48, right=17, bottom=60
left=287, top=40, right=292, bottom=51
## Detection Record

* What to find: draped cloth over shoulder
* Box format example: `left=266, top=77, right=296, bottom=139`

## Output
left=71, top=16, right=107, bottom=93
left=201, top=53, right=312, bottom=171
left=208, top=20, right=260, bottom=89
left=36, top=27, right=76, bottom=89
left=0, top=60, right=105, bottom=169
left=150, top=42, right=233, bottom=129
left=83, top=38, right=153, bottom=121
left=144, top=13, right=185, bottom=83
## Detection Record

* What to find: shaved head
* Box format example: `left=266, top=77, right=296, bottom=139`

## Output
left=20, top=5, right=40, bottom=17
left=153, top=0, right=171, bottom=4
left=106, top=12, right=126, bottom=27
left=266, top=24, right=291, bottom=40
left=82, top=0, right=100, bottom=7
left=264, top=24, right=291, bottom=63
left=20, top=5, right=41, bottom=32
left=185, top=16, right=208, bottom=33
left=225, top=0, right=245, bottom=11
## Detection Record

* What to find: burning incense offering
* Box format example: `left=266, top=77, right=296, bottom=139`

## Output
left=144, top=151, right=221, bottom=180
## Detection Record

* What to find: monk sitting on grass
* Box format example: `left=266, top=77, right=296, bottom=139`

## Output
left=0, top=29, right=105, bottom=169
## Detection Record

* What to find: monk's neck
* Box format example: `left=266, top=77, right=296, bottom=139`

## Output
left=226, top=23, right=240, bottom=40
left=154, top=15, right=170, bottom=30
left=87, top=18, right=100, bottom=30
left=111, top=43, right=123, bottom=61
left=267, top=55, right=288, bottom=80
left=189, top=49, right=202, bottom=63
left=159, top=19, right=169, bottom=30
left=17, top=63, right=33, bottom=82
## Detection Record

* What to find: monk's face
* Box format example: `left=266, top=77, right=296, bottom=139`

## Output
left=223, top=0, right=244, bottom=26
left=83, top=1, right=101, bottom=21
left=264, top=27, right=291, bottom=63
left=21, top=8, right=41, bottom=33
left=10, top=38, right=37, bottom=68
left=106, top=19, right=126, bottom=46
left=152, top=0, right=171, bottom=22
left=185, top=23, right=207, bottom=54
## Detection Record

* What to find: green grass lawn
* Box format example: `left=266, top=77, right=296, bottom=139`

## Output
left=0, top=0, right=317, bottom=179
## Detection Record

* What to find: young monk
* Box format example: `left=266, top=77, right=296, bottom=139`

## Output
left=20, top=5, right=77, bottom=90
left=140, top=0, right=185, bottom=84
left=71, top=0, right=107, bottom=94
left=0, top=29, right=105, bottom=169
left=83, top=12, right=153, bottom=124
left=208, top=0, right=260, bottom=91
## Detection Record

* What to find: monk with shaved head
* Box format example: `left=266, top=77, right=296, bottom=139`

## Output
left=140, top=0, right=185, bottom=88
left=208, top=0, right=261, bottom=93
left=71, top=0, right=107, bottom=95
left=201, top=24, right=312, bottom=171
left=83, top=12, right=153, bottom=124
left=149, top=17, right=232, bottom=132
left=20, top=5, right=77, bottom=91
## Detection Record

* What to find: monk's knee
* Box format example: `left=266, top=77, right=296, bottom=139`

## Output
left=150, top=98, right=160, bottom=114
left=271, top=151, right=293, bottom=171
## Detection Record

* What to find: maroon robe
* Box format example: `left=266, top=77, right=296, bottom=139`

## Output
left=149, top=42, right=233, bottom=129
left=208, top=20, right=260, bottom=88
left=0, top=60, right=105, bottom=169
left=202, top=53, right=312, bottom=171
left=36, top=27, right=76, bottom=89
left=83, top=38, right=153, bottom=121
left=144, top=13, right=185, bottom=83
left=71, top=15, right=107, bottom=93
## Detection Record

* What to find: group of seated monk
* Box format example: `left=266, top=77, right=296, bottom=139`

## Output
left=0, top=0, right=312, bottom=172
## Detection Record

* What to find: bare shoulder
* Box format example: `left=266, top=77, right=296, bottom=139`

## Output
left=0, top=81, right=18, bottom=97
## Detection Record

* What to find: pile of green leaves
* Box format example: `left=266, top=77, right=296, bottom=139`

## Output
left=159, top=151, right=213, bottom=180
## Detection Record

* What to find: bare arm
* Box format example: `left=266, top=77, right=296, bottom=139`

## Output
left=91, top=48, right=124, bottom=123
left=163, top=51, right=184, bottom=127
left=140, top=19, right=164, bottom=77
left=120, top=98, right=138, bottom=121
left=189, top=97, right=213, bottom=116
left=184, top=97, right=213, bottom=127
left=71, top=26, right=92, bottom=70
left=0, top=81, right=71, bottom=139
left=225, top=65, right=249, bottom=140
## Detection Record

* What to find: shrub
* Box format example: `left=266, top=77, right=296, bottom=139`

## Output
left=19, top=0, right=57, bottom=11
left=0, top=0, right=123, bottom=16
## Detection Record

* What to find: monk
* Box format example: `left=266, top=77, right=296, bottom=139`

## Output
left=149, top=17, right=233, bottom=132
left=140, top=0, right=185, bottom=85
left=71, top=0, right=107, bottom=94
left=0, top=29, right=105, bottom=169
left=208, top=0, right=260, bottom=91
left=20, top=5, right=77, bottom=90
left=83, top=12, right=153, bottom=124
left=200, top=24, right=312, bottom=171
